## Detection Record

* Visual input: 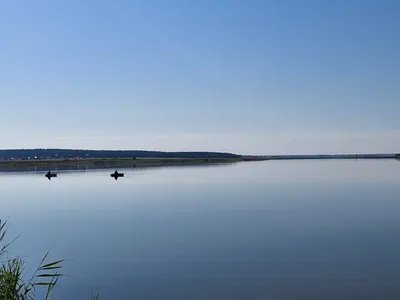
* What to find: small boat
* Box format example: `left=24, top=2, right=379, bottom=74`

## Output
left=45, top=171, right=57, bottom=179
left=110, top=170, right=124, bottom=180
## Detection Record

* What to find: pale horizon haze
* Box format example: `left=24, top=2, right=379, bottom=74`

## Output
left=1, top=0, right=399, bottom=155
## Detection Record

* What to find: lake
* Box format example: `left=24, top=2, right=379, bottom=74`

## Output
left=1, top=160, right=400, bottom=299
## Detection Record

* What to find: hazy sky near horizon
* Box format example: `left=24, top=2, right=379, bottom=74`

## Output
left=1, top=0, right=399, bottom=154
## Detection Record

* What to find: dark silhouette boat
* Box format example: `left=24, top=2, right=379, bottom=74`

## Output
left=45, top=171, right=57, bottom=180
left=110, top=170, right=124, bottom=180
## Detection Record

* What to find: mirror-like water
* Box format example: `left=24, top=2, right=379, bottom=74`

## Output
left=1, top=160, right=400, bottom=299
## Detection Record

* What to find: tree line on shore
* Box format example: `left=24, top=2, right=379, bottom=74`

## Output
left=0, top=149, right=241, bottom=160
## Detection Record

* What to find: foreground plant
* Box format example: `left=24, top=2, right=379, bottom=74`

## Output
left=0, top=219, right=64, bottom=300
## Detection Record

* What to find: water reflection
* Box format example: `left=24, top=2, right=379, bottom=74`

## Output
left=0, top=161, right=237, bottom=174
left=1, top=161, right=400, bottom=299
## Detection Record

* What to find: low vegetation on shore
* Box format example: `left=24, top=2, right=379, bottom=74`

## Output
left=0, top=157, right=267, bottom=171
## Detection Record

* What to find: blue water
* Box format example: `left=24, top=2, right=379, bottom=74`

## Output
left=1, top=160, right=400, bottom=299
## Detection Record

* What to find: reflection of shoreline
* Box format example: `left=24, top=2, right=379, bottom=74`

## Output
left=0, top=163, right=238, bottom=174
left=0, top=157, right=265, bottom=172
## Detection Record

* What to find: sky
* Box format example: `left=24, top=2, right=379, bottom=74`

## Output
left=0, top=0, right=399, bottom=155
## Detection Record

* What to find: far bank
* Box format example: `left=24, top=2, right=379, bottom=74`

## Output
left=0, top=156, right=267, bottom=171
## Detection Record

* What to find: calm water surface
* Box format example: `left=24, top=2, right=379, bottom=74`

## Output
left=1, top=160, right=400, bottom=299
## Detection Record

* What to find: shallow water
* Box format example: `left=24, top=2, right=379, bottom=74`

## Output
left=1, top=160, right=400, bottom=299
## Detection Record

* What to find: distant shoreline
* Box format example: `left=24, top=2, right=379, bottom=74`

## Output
left=0, top=157, right=266, bottom=170
left=0, top=154, right=398, bottom=171
left=254, top=153, right=399, bottom=160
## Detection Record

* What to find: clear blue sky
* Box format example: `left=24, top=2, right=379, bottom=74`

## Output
left=0, top=0, right=399, bottom=154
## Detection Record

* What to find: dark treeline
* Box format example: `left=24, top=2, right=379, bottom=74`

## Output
left=0, top=149, right=241, bottom=159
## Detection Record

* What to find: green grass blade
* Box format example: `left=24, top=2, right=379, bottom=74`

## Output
left=36, top=273, right=64, bottom=277
left=40, top=259, right=65, bottom=269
